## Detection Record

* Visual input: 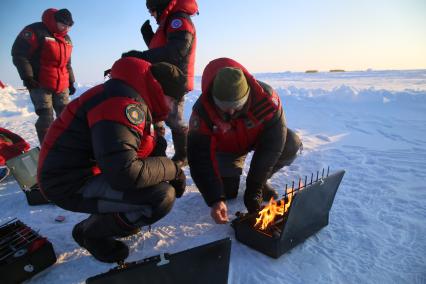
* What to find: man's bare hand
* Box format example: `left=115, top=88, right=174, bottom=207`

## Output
left=211, top=201, right=229, bottom=224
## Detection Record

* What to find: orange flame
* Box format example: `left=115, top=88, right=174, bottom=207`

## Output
left=254, top=188, right=294, bottom=231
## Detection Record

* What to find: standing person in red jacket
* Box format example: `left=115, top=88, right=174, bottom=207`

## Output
left=38, top=57, right=187, bottom=263
left=122, top=0, right=198, bottom=167
left=187, top=58, right=302, bottom=224
left=11, top=8, right=76, bottom=145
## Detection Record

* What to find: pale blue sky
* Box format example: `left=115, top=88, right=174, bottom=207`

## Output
left=1, top=0, right=425, bottom=87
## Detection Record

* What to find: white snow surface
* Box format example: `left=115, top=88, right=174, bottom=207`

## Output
left=1, top=70, right=425, bottom=283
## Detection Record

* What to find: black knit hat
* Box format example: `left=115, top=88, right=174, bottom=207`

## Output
left=54, top=9, right=74, bottom=26
left=151, top=62, right=186, bottom=100
left=146, top=0, right=170, bottom=11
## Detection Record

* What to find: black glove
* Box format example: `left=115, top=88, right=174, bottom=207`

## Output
left=104, top=69, right=111, bottom=77
left=170, top=164, right=186, bottom=198
left=150, top=135, right=167, bottom=157
left=121, top=50, right=145, bottom=59
left=244, top=180, right=263, bottom=213
left=23, top=77, right=39, bottom=91
left=140, top=20, right=154, bottom=45
left=69, top=82, right=76, bottom=95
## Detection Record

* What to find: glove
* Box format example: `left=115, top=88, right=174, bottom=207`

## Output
left=170, top=164, right=186, bottom=198
left=104, top=69, right=111, bottom=77
left=121, top=50, right=145, bottom=59
left=150, top=135, right=167, bottom=157
left=23, top=77, right=39, bottom=91
left=140, top=20, right=154, bottom=45
left=69, top=82, right=76, bottom=95
left=244, top=180, right=263, bottom=213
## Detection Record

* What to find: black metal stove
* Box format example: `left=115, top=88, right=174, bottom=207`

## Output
left=0, top=219, right=56, bottom=284
left=232, top=169, right=345, bottom=258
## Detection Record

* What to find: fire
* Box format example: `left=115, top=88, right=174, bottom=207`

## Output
left=254, top=188, right=294, bottom=230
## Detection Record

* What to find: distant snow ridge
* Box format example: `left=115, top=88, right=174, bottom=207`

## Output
left=0, top=85, right=33, bottom=117
left=275, top=85, right=426, bottom=105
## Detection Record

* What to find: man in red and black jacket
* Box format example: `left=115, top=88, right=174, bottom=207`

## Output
left=38, top=57, right=187, bottom=263
left=122, top=0, right=198, bottom=167
left=12, top=8, right=76, bottom=145
left=188, top=58, right=302, bottom=224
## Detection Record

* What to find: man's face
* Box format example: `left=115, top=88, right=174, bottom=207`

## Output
left=149, top=9, right=158, bottom=19
left=56, top=22, right=71, bottom=32
left=215, top=102, right=246, bottom=120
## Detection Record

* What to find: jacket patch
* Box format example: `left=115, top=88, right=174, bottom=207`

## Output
left=170, top=19, right=183, bottom=29
left=125, top=104, right=145, bottom=125
left=44, top=37, right=55, bottom=42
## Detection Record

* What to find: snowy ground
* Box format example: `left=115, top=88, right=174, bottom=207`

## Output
left=1, top=70, right=425, bottom=283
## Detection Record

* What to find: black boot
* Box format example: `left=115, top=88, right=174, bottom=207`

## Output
left=262, top=183, right=279, bottom=201
left=72, top=214, right=137, bottom=263
left=171, top=131, right=188, bottom=167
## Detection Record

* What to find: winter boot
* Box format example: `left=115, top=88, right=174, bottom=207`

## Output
left=171, top=131, right=188, bottom=167
left=72, top=214, right=137, bottom=263
left=262, top=183, right=279, bottom=201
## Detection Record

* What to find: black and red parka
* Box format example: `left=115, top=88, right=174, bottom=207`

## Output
left=140, top=0, right=197, bottom=92
left=11, top=8, right=74, bottom=93
left=37, top=57, right=180, bottom=211
left=187, top=58, right=288, bottom=206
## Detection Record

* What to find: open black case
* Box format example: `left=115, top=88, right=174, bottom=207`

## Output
left=0, top=219, right=57, bottom=284
left=86, top=238, right=232, bottom=284
left=232, top=170, right=345, bottom=258
left=6, top=148, right=49, bottom=205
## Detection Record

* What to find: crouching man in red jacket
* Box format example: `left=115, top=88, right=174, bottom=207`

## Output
left=38, top=57, right=187, bottom=263
left=188, top=58, right=302, bottom=224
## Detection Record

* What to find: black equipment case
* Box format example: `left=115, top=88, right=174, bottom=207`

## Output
left=0, top=219, right=57, bottom=284
left=86, top=238, right=232, bottom=284
left=6, top=148, right=49, bottom=205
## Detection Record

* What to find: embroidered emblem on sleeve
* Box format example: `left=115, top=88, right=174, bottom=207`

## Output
left=170, top=19, right=183, bottom=29
left=125, top=104, right=145, bottom=125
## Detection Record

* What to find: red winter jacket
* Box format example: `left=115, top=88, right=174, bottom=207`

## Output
left=12, top=8, right=74, bottom=93
left=140, top=0, right=197, bottom=92
left=187, top=58, right=287, bottom=206
left=38, top=58, right=179, bottom=208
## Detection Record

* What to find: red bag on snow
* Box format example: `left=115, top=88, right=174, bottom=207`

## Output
left=0, top=127, right=30, bottom=165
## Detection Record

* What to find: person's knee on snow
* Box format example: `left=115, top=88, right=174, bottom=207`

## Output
left=274, top=128, right=302, bottom=170
left=123, top=182, right=176, bottom=227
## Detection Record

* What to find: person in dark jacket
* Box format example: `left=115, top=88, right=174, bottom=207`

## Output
left=11, top=8, right=76, bottom=145
left=122, top=0, right=198, bottom=167
left=38, top=57, right=187, bottom=263
left=187, top=58, right=302, bottom=224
